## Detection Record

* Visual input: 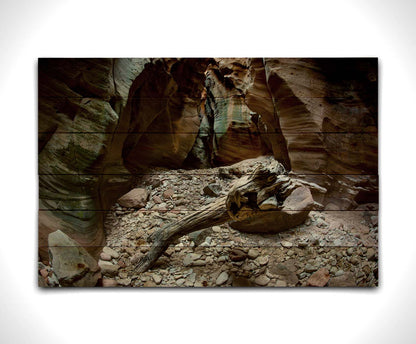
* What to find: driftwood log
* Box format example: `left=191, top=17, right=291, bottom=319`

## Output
left=135, top=160, right=320, bottom=273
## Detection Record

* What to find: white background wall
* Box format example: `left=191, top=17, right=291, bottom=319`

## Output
left=0, top=0, right=415, bottom=343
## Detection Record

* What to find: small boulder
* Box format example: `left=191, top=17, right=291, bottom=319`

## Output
left=48, top=230, right=101, bottom=287
left=307, top=268, right=330, bottom=287
left=117, top=188, right=149, bottom=209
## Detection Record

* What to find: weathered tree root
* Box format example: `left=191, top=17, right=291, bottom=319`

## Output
left=135, top=160, right=317, bottom=273
left=135, top=198, right=229, bottom=273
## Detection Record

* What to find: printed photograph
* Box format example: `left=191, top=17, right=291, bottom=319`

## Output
left=38, top=58, right=378, bottom=287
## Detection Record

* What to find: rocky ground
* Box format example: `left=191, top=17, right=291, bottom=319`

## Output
left=39, top=157, right=378, bottom=287
left=100, top=157, right=378, bottom=288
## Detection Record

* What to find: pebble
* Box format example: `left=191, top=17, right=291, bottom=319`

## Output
left=275, top=280, right=287, bottom=287
left=212, top=226, right=222, bottom=233
left=100, top=252, right=112, bottom=261
left=143, top=281, right=157, bottom=287
left=176, top=278, right=186, bottom=286
left=192, top=259, right=207, bottom=266
left=152, top=274, right=162, bottom=284
left=98, top=260, right=120, bottom=277
left=315, top=218, right=329, bottom=228
left=40, top=269, right=49, bottom=278
left=183, top=253, right=202, bottom=267
left=188, top=273, right=196, bottom=283
left=350, top=257, right=360, bottom=265
left=216, top=272, right=229, bottom=285
left=366, top=248, right=377, bottom=261
left=119, top=271, right=128, bottom=279
left=335, top=270, right=344, bottom=277
left=304, top=264, right=318, bottom=273
left=254, top=275, right=270, bottom=286
left=281, top=241, right=293, bottom=248
left=163, top=188, right=175, bottom=199
left=103, top=247, right=120, bottom=259
left=255, top=256, right=269, bottom=266
left=118, top=278, right=131, bottom=286
left=102, top=279, right=118, bottom=287
left=247, top=248, right=260, bottom=259
left=153, top=195, right=162, bottom=204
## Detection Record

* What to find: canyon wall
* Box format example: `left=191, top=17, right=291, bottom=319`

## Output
left=38, top=58, right=210, bottom=261
left=38, top=57, right=378, bottom=262
left=187, top=58, right=378, bottom=208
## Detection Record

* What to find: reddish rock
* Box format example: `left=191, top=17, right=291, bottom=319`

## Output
left=328, top=272, right=356, bottom=287
left=48, top=230, right=101, bottom=287
left=163, top=188, right=175, bottom=199
left=307, top=268, right=330, bottom=287
left=38, top=275, right=48, bottom=287
left=117, top=260, right=127, bottom=268
left=143, top=280, right=157, bottom=287
left=118, top=188, right=149, bottom=209
left=153, top=195, right=162, bottom=204
left=100, top=252, right=112, bottom=261
left=40, top=269, right=49, bottom=279
left=229, top=249, right=247, bottom=262
left=102, top=279, right=118, bottom=287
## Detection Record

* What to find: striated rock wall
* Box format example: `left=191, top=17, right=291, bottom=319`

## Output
left=186, top=58, right=378, bottom=209
left=263, top=58, right=378, bottom=208
left=122, top=59, right=210, bottom=169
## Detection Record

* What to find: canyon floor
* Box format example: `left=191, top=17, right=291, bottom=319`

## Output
left=97, top=157, right=379, bottom=288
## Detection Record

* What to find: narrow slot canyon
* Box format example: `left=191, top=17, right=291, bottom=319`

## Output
left=38, top=58, right=378, bottom=287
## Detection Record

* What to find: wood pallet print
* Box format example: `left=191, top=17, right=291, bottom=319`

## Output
left=38, top=58, right=378, bottom=288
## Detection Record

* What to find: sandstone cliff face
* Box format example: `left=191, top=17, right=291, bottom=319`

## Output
left=122, top=59, right=209, bottom=169
left=38, top=57, right=378, bottom=265
left=187, top=58, right=378, bottom=209
left=263, top=58, right=378, bottom=208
